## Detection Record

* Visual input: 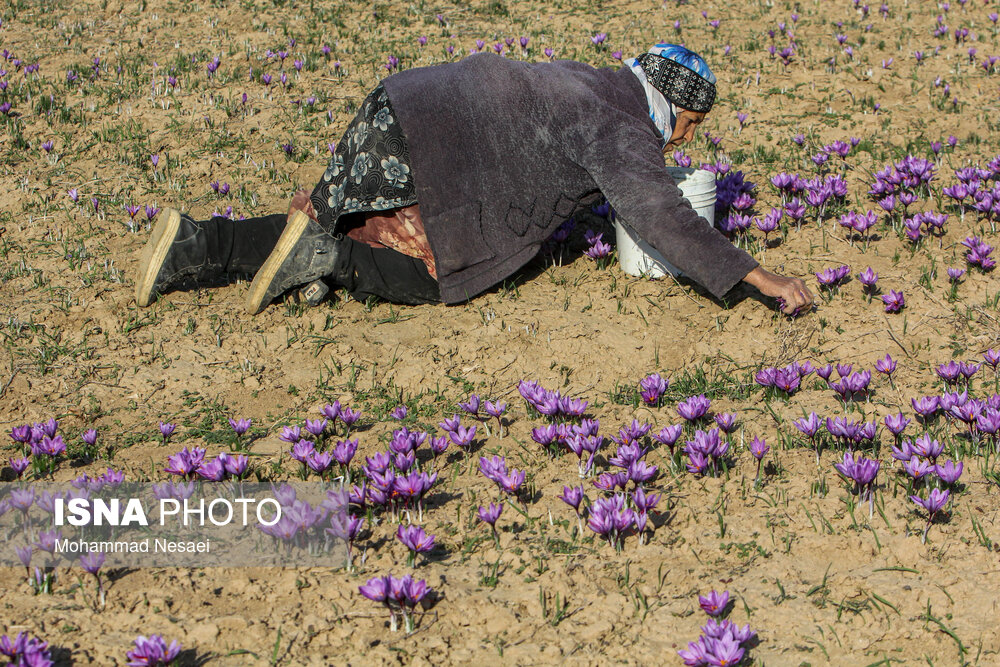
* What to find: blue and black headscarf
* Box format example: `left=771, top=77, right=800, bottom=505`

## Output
left=626, top=44, right=717, bottom=143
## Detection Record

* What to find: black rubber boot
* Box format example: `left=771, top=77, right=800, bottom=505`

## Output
left=135, top=208, right=223, bottom=307
left=245, top=210, right=344, bottom=314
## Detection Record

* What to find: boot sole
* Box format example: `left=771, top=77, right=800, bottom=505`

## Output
left=246, top=209, right=311, bottom=314
left=135, top=208, right=181, bottom=307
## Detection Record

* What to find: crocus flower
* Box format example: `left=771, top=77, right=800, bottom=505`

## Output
left=714, top=413, right=737, bottom=433
left=678, top=637, right=711, bottom=666
left=881, top=290, right=905, bottom=312
left=306, top=450, right=333, bottom=474
left=632, top=487, right=660, bottom=513
left=321, top=402, right=341, bottom=421
left=0, top=633, right=53, bottom=666
left=358, top=575, right=389, bottom=604
left=304, top=418, right=328, bottom=437
left=228, top=418, right=252, bottom=436
left=449, top=424, right=476, bottom=449
left=677, top=394, right=711, bottom=421
left=793, top=412, right=821, bottom=439
left=874, top=354, right=896, bottom=379
left=290, top=439, right=316, bottom=463
left=911, top=396, right=940, bottom=418
left=652, top=424, right=683, bottom=453
left=396, top=525, right=435, bottom=565
left=333, top=438, right=358, bottom=467
left=559, top=485, right=584, bottom=513
left=585, top=238, right=612, bottom=261
left=484, top=400, right=506, bottom=420
left=9, top=456, right=29, bottom=477
left=858, top=267, right=879, bottom=290
left=884, top=413, right=910, bottom=436
left=459, top=394, right=481, bottom=416
left=698, top=590, right=730, bottom=617
left=749, top=437, right=769, bottom=461
left=478, top=502, right=503, bottom=543
left=80, top=551, right=104, bottom=576
left=904, top=456, right=933, bottom=480
left=126, top=635, right=181, bottom=666
left=339, top=407, right=362, bottom=430
left=910, top=488, right=950, bottom=541
left=439, top=414, right=461, bottom=433
left=936, top=460, right=963, bottom=485
left=749, top=437, right=769, bottom=483
left=158, top=421, right=176, bottom=442
left=80, top=428, right=98, bottom=447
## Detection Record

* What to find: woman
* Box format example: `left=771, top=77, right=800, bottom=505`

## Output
left=135, top=44, right=813, bottom=316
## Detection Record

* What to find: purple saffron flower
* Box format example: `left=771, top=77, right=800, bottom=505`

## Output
left=126, top=635, right=181, bottom=667
left=358, top=575, right=389, bottom=603
left=652, top=424, right=683, bottom=451
left=911, top=396, right=940, bottom=417
left=714, top=413, right=737, bottom=433
left=910, top=488, right=949, bottom=518
left=559, top=485, right=584, bottom=512
left=904, top=456, right=933, bottom=480
left=339, top=407, right=361, bottom=428
left=639, top=373, right=670, bottom=405
left=159, top=421, right=176, bottom=441
left=459, top=394, right=481, bottom=416
left=698, top=590, right=730, bottom=617
left=279, top=425, right=302, bottom=443
left=9, top=456, right=30, bottom=477
left=793, top=412, right=821, bottom=438
left=881, top=290, right=905, bottom=312
left=290, top=439, right=316, bottom=463
left=306, top=450, right=334, bottom=474
left=627, top=460, right=658, bottom=485
left=874, top=354, right=896, bottom=377
left=396, top=524, right=435, bottom=556
left=478, top=502, right=503, bottom=527
left=678, top=394, right=711, bottom=421
left=484, top=400, right=506, bottom=419
left=196, top=457, right=227, bottom=481
left=884, top=413, right=910, bottom=436
left=228, top=418, right=252, bottom=436
left=678, top=637, right=711, bottom=666
left=449, top=424, right=476, bottom=449
left=936, top=460, right=963, bottom=485
left=858, top=267, right=879, bottom=289
left=749, top=437, right=770, bottom=460
left=164, top=446, right=205, bottom=478
left=497, top=468, right=526, bottom=495
left=304, top=418, right=328, bottom=437
left=80, top=551, right=105, bottom=575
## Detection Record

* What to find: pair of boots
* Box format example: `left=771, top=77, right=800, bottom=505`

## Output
left=135, top=208, right=340, bottom=314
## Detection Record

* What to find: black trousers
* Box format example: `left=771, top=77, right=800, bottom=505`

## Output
left=202, top=214, right=440, bottom=305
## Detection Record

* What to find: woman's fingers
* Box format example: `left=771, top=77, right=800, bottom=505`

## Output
left=782, top=279, right=812, bottom=315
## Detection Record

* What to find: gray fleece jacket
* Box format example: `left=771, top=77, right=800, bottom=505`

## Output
left=382, top=53, right=758, bottom=303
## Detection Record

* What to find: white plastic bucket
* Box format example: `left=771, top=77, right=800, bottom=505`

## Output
left=615, top=167, right=717, bottom=278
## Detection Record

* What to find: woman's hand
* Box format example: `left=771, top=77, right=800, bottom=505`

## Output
left=742, top=266, right=814, bottom=315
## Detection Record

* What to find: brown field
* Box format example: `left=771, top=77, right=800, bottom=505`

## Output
left=3, top=0, right=1000, bottom=664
